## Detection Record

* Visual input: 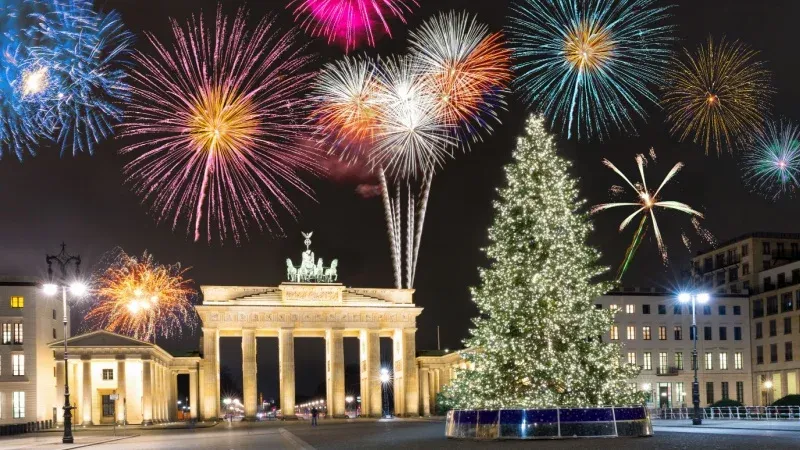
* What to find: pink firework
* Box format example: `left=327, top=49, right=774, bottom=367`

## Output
left=290, top=0, right=418, bottom=52
left=120, top=6, right=319, bottom=244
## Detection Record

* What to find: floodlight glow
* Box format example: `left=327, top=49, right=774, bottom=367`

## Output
left=697, top=293, right=710, bottom=303
left=678, top=293, right=690, bottom=303
left=70, top=282, right=87, bottom=296
left=43, top=283, right=59, bottom=296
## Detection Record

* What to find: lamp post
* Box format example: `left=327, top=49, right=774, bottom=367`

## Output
left=345, top=395, right=354, bottom=418
left=678, top=291, right=710, bottom=425
left=380, top=368, right=391, bottom=418
left=43, top=243, right=86, bottom=444
left=764, top=380, right=774, bottom=406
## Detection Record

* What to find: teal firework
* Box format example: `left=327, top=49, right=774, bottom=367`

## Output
left=743, top=120, right=800, bottom=199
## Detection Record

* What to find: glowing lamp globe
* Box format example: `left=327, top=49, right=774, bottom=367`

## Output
left=43, top=283, right=59, bottom=296
left=70, top=282, right=88, bottom=296
left=697, top=293, right=710, bottom=303
left=677, top=293, right=690, bottom=303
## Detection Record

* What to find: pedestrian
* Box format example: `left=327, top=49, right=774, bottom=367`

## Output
left=311, top=406, right=319, bottom=426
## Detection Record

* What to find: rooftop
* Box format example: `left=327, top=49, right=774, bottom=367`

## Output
left=694, top=232, right=800, bottom=256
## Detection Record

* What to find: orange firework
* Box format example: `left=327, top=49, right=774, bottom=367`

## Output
left=85, top=250, right=196, bottom=342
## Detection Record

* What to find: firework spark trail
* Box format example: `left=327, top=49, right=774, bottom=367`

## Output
left=85, top=250, right=196, bottom=342
left=121, top=6, right=318, bottom=244
left=592, top=152, right=706, bottom=279
left=616, top=215, right=648, bottom=281
left=742, top=120, right=800, bottom=199
left=663, top=37, right=773, bottom=155
left=508, top=0, right=674, bottom=140
left=290, top=0, right=418, bottom=52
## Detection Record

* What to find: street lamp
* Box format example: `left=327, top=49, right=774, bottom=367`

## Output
left=764, top=380, right=774, bottom=405
left=44, top=243, right=86, bottom=444
left=380, top=368, right=392, bottom=418
left=678, top=291, right=710, bottom=425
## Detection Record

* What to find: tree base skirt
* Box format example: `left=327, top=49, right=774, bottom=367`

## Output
left=445, top=406, right=653, bottom=439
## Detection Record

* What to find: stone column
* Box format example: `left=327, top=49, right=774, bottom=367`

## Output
left=420, top=367, right=430, bottom=416
left=429, top=369, right=438, bottom=414
left=170, top=371, right=178, bottom=421
left=325, top=329, right=345, bottom=418
left=153, top=364, right=160, bottom=423
left=116, top=357, right=127, bottom=424
left=279, top=328, right=296, bottom=418
left=359, top=329, right=381, bottom=417
left=55, top=360, right=66, bottom=424
left=82, top=357, right=92, bottom=425
left=392, top=328, right=419, bottom=416
left=199, top=328, right=220, bottom=420
left=392, top=330, right=405, bottom=415
left=242, top=329, right=258, bottom=419
left=189, top=369, right=198, bottom=419
left=143, top=359, right=153, bottom=424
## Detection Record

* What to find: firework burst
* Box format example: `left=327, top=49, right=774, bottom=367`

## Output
left=85, top=250, right=196, bottom=342
left=592, top=152, right=708, bottom=279
left=663, top=37, right=773, bottom=155
left=742, top=120, right=800, bottom=199
left=121, top=6, right=318, bottom=244
left=290, top=0, right=418, bottom=52
left=408, top=11, right=512, bottom=142
left=508, top=0, right=674, bottom=140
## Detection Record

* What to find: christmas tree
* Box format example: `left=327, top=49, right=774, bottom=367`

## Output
left=441, top=116, right=641, bottom=409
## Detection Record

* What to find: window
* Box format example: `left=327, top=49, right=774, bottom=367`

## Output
left=743, top=263, right=750, bottom=275
left=719, top=353, right=728, bottom=370
left=757, top=346, right=764, bottom=364
left=52, top=309, right=56, bottom=320
left=756, top=322, right=763, bottom=339
left=642, top=304, right=651, bottom=314
left=735, top=352, right=743, bottom=370
left=719, top=305, right=727, bottom=315
left=785, top=317, right=792, bottom=335
left=742, top=244, right=749, bottom=256
left=676, top=382, right=686, bottom=405
left=2, top=324, right=10, bottom=344
left=706, top=382, right=714, bottom=405
left=625, top=304, right=635, bottom=314
left=703, top=305, right=712, bottom=315
left=659, top=326, right=667, bottom=340
left=674, top=326, right=683, bottom=340
left=12, top=391, right=25, bottom=418
left=52, top=328, right=56, bottom=339
left=643, top=352, right=652, bottom=370
left=12, top=354, right=24, bottom=376
left=704, top=257, right=713, bottom=272
left=705, top=352, right=713, bottom=370
left=767, top=296, right=779, bottom=315
left=704, top=326, right=712, bottom=340
left=627, top=352, right=637, bottom=365
left=690, top=326, right=696, bottom=340
left=716, top=253, right=724, bottom=268
left=779, top=273, right=787, bottom=287
left=610, top=325, right=619, bottom=340
left=595, top=304, right=602, bottom=309
left=610, top=304, right=619, bottom=312
left=642, top=326, right=651, bottom=340
left=729, top=268, right=739, bottom=282
left=102, top=369, right=114, bottom=380
left=795, top=269, right=800, bottom=283
left=675, top=352, right=684, bottom=370
left=722, top=382, right=730, bottom=400
left=659, top=352, right=668, bottom=370
left=719, top=327, right=727, bottom=340
left=771, top=344, right=778, bottom=363
left=10, top=296, right=23, bottom=308
left=793, top=243, right=799, bottom=256
left=627, top=326, right=636, bottom=340
left=734, top=326, right=742, bottom=341
left=716, top=272, right=725, bottom=286
left=782, top=293, right=794, bottom=313
left=763, top=242, right=771, bottom=254
left=734, top=305, right=741, bottom=315
left=736, top=382, right=744, bottom=403
left=658, top=304, right=666, bottom=315
left=778, top=242, right=785, bottom=256
left=786, top=342, right=793, bottom=362
left=753, top=299, right=764, bottom=318
left=674, top=304, right=683, bottom=315
left=12, top=323, right=22, bottom=344
left=770, top=320, right=777, bottom=337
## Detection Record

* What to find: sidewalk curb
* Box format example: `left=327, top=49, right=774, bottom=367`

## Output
left=65, top=435, right=139, bottom=449
left=655, top=425, right=800, bottom=433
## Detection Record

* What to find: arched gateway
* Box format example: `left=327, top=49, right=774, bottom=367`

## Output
left=195, top=234, right=422, bottom=419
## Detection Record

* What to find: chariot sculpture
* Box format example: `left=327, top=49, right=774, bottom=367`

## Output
left=286, top=232, right=338, bottom=283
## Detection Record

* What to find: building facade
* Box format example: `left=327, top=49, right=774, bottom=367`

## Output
left=0, top=277, right=67, bottom=425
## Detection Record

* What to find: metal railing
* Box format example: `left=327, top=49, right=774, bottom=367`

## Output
left=650, top=406, right=800, bottom=420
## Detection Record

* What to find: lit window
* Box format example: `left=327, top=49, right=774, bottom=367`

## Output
left=12, top=391, right=25, bottom=418
left=627, top=326, right=636, bottom=340
left=102, top=369, right=114, bottom=380
left=610, top=325, right=619, bottom=340
left=625, top=304, right=635, bottom=314
left=704, top=352, right=713, bottom=370
left=675, top=352, right=683, bottom=370
left=642, top=326, right=651, bottom=340
left=643, top=352, right=652, bottom=370
left=10, top=296, right=23, bottom=308
left=13, top=323, right=22, bottom=344
left=659, top=352, right=668, bottom=370
left=627, top=352, right=636, bottom=365
left=610, top=304, right=619, bottom=313
left=719, top=353, right=728, bottom=370
left=734, top=352, right=743, bottom=370
left=12, top=354, right=24, bottom=376
left=659, top=326, right=667, bottom=340
left=1, top=324, right=10, bottom=344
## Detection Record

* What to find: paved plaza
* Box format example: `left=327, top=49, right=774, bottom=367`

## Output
left=1, top=419, right=800, bottom=449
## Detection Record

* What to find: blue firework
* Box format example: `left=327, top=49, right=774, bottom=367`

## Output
left=508, top=0, right=674, bottom=140
left=27, top=0, right=133, bottom=156
left=742, top=120, right=800, bottom=199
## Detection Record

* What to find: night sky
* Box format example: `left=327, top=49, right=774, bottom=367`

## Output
left=1, top=0, right=798, bottom=401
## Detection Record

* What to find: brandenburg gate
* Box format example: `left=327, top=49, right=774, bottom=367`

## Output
left=194, top=233, right=423, bottom=419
